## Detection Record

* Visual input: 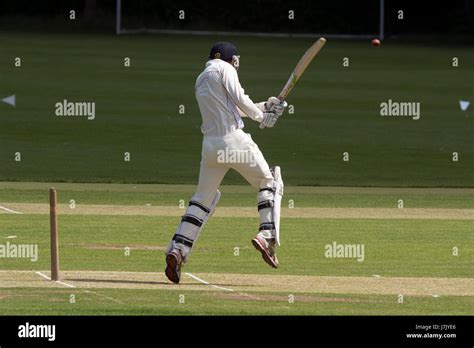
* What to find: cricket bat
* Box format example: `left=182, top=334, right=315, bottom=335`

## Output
left=260, top=37, right=326, bottom=129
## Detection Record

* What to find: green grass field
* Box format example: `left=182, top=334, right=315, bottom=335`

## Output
left=0, top=31, right=472, bottom=316
left=0, top=32, right=472, bottom=186
left=1, top=183, right=473, bottom=315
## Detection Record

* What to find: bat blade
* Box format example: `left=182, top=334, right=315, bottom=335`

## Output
left=278, top=37, right=326, bottom=101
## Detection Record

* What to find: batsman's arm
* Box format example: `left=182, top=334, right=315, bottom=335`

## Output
left=222, top=64, right=264, bottom=122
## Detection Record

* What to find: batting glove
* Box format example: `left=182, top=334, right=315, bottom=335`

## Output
left=265, top=97, right=288, bottom=117
left=261, top=111, right=278, bottom=128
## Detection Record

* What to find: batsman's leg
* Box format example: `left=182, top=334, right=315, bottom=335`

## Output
left=165, top=163, right=227, bottom=283
left=253, top=166, right=284, bottom=268
left=230, top=132, right=284, bottom=268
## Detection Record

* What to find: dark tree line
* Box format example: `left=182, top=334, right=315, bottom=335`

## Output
left=0, top=0, right=472, bottom=35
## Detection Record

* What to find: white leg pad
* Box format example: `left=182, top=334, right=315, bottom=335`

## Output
left=167, top=190, right=221, bottom=262
left=257, top=166, right=284, bottom=246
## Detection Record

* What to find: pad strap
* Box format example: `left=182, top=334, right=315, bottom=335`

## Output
left=189, top=200, right=211, bottom=214
left=259, top=187, right=275, bottom=193
left=181, top=214, right=203, bottom=227
left=258, top=200, right=274, bottom=211
left=259, top=222, right=275, bottom=231
left=173, top=234, right=194, bottom=247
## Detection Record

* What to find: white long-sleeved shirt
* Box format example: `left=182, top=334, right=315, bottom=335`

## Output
left=195, top=59, right=264, bottom=136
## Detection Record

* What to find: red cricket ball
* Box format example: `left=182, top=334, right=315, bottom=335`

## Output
left=371, top=39, right=381, bottom=47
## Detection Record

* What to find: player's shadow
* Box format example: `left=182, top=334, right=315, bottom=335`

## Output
left=67, top=278, right=244, bottom=287
left=66, top=278, right=201, bottom=286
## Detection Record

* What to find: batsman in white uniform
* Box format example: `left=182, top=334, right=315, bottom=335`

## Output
left=165, top=42, right=287, bottom=283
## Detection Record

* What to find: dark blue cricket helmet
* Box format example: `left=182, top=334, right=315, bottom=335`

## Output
left=209, top=42, right=238, bottom=61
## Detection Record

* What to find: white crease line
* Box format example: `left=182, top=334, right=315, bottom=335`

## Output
left=36, top=271, right=51, bottom=281
left=0, top=205, right=23, bottom=214
left=35, top=272, right=123, bottom=303
left=184, top=272, right=210, bottom=285
left=35, top=271, right=76, bottom=288
left=185, top=272, right=234, bottom=292
left=56, top=280, right=76, bottom=288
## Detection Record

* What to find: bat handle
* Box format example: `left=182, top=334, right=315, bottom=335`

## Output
left=259, top=122, right=265, bottom=129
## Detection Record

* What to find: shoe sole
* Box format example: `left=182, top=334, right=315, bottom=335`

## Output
left=252, top=238, right=279, bottom=269
left=165, top=253, right=181, bottom=284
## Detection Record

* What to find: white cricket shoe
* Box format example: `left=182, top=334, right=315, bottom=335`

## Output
left=252, top=234, right=279, bottom=268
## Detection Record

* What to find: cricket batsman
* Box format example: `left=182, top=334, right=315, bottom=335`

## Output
left=165, top=42, right=287, bottom=284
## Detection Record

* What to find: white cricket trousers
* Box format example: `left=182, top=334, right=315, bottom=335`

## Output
left=192, top=129, right=274, bottom=207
